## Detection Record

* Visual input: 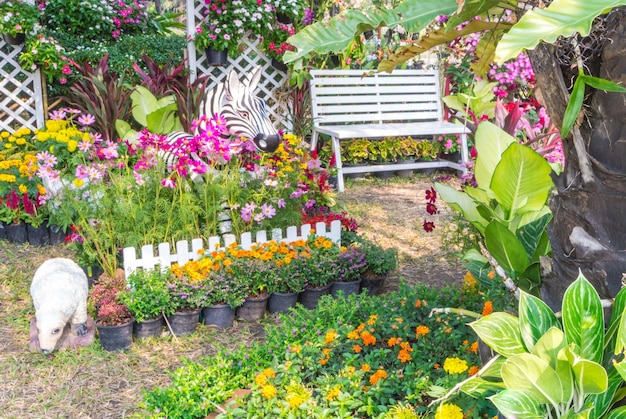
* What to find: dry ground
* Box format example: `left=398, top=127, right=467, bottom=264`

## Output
left=0, top=173, right=466, bottom=418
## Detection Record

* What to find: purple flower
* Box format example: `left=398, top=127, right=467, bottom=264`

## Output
left=261, top=203, right=276, bottom=219
left=161, top=177, right=176, bottom=188
left=277, top=198, right=286, bottom=208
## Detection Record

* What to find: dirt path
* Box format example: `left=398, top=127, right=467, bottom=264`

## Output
left=336, top=175, right=466, bottom=291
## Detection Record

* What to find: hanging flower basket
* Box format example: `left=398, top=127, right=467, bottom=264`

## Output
left=3, top=32, right=25, bottom=46
left=205, top=47, right=228, bottom=66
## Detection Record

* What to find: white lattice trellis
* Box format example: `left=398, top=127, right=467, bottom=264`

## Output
left=0, top=38, right=45, bottom=133
left=185, top=0, right=292, bottom=132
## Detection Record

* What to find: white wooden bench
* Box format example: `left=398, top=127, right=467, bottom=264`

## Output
left=309, top=69, right=470, bottom=192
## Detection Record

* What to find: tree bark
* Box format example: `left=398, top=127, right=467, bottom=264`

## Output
left=527, top=8, right=626, bottom=308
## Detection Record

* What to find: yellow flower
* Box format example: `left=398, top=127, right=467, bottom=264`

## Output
left=18, top=184, right=28, bottom=194
left=0, top=174, right=17, bottom=182
left=325, top=385, right=341, bottom=401
left=68, top=140, right=78, bottom=152
left=435, top=403, right=464, bottom=419
left=367, top=314, right=378, bottom=325
left=261, top=384, right=277, bottom=399
left=255, top=374, right=268, bottom=386
left=0, top=131, right=9, bottom=138
left=443, top=357, right=468, bottom=375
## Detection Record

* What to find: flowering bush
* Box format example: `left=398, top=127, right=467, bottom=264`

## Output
left=0, top=0, right=40, bottom=37
left=88, top=270, right=132, bottom=326
left=261, top=21, right=294, bottom=63
left=165, top=271, right=208, bottom=312
left=435, top=133, right=462, bottom=155
left=357, top=238, right=397, bottom=277
left=335, top=245, right=367, bottom=282
left=192, top=0, right=274, bottom=57
left=118, top=269, right=171, bottom=323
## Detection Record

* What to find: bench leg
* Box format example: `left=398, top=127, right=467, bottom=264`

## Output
left=460, top=132, right=470, bottom=177
left=331, top=136, right=345, bottom=192
left=310, top=130, right=319, bottom=152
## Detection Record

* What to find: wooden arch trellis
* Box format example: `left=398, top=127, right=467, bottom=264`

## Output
left=0, top=2, right=290, bottom=134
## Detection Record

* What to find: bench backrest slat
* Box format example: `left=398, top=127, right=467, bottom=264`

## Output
left=310, top=69, right=444, bottom=127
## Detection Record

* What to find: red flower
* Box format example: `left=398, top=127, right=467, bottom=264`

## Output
left=423, top=220, right=435, bottom=232
left=426, top=202, right=438, bottom=215
left=425, top=187, right=437, bottom=203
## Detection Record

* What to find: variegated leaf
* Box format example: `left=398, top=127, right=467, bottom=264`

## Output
left=519, top=291, right=560, bottom=352
left=489, top=389, right=545, bottom=418
left=470, top=313, right=526, bottom=358
left=606, top=406, right=626, bottom=419
left=501, top=353, right=565, bottom=404
left=564, top=346, right=608, bottom=395
left=562, top=272, right=604, bottom=363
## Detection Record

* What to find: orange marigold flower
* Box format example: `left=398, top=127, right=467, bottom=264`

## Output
left=353, top=344, right=362, bottom=353
left=445, top=327, right=452, bottom=333
left=400, top=341, right=412, bottom=351
left=462, top=339, right=469, bottom=345
left=487, top=270, right=496, bottom=279
left=398, top=349, right=412, bottom=363
left=325, top=385, right=341, bottom=401
left=468, top=365, right=480, bottom=376
left=391, top=324, right=398, bottom=329
left=416, top=325, right=430, bottom=337
left=322, top=348, right=331, bottom=356
left=388, top=337, right=402, bottom=347
left=369, top=369, right=387, bottom=385
left=482, top=301, right=494, bottom=316
left=356, top=323, right=365, bottom=332
left=367, top=314, right=378, bottom=325
left=319, top=357, right=329, bottom=365
left=434, top=363, right=440, bottom=369
left=360, top=331, right=377, bottom=346
left=395, top=317, right=404, bottom=323
left=469, top=341, right=479, bottom=353
left=325, top=330, right=338, bottom=344
left=415, top=299, right=421, bottom=308
left=361, top=363, right=371, bottom=372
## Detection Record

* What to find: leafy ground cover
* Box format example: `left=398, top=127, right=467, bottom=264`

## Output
left=0, top=173, right=504, bottom=418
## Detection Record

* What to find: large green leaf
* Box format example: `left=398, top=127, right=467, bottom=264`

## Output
left=471, top=313, right=526, bottom=358
left=615, top=301, right=626, bottom=355
left=519, top=292, right=560, bottom=352
left=131, top=86, right=158, bottom=127
left=146, top=103, right=183, bottom=135
left=484, top=220, right=529, bottom=274
left=489, top=389, right=545, bottom=419
left=434, top=183, right=489, bottom=232
left=517, top=213, right=552, bottom=260
left=474, top=122, right=517, bottom=191
left=495, top=0, right=626, bottom=63
left=491, top=142, right=554, bottom=221
left=284, top=0, right=458, bottom=64
left=501, top=353, right=565, bottom=403
left=564, top=346, right=608, bottom=395
left=378, top=21, right=506, bottom=73
left=562, top=273, right=605, bottom=364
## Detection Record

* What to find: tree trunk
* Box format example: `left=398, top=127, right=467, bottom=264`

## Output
left=527, top=8, right=626, bottom=308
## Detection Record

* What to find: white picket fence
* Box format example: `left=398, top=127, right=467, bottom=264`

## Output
left=122, top=220, right=342, bottom=278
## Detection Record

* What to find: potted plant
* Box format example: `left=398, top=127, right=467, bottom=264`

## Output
left=261, top=21, right=295, bottom=71
left=295, top=235, right=341, bottom=309
left=271, top=0, right=308, bottom=23
left=367, top=138, right=398, bottom=178
left=267, top=247, right=306, bottom=313
left=119, top=269, right=171, bottom=339
left=191, top=1, right=246, bottom=64
left=396, top=136, right=420, bottom=177
left=165, top=270, right=207, bottom=336
left=330, top=245, right=367, bottom=297
left=0, top=0, right=40, bottom=45
left=88, top=269, right=134, bottom=352
left=230, top=257, right=275, bottom=322
left=416, top=140, right=439, bottom=161
left=358, top=238, right=397, bottom=295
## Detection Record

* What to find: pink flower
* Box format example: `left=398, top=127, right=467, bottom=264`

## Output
left=78, top=114, right=96, bottom=126
left=161, top=177, right=176, bottom=188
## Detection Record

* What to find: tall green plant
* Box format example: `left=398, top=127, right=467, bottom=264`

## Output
left=435, top=122, right=554, bottom=295
left=438, top=273, right=626, bottom=418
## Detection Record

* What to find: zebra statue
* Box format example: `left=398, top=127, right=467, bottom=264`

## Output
left=200, top=66, right=281, bottom=153
left=163, top=66, right=281, bottom=169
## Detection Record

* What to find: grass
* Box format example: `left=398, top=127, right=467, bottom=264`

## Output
left=0, top=173, right=475, bottom=417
